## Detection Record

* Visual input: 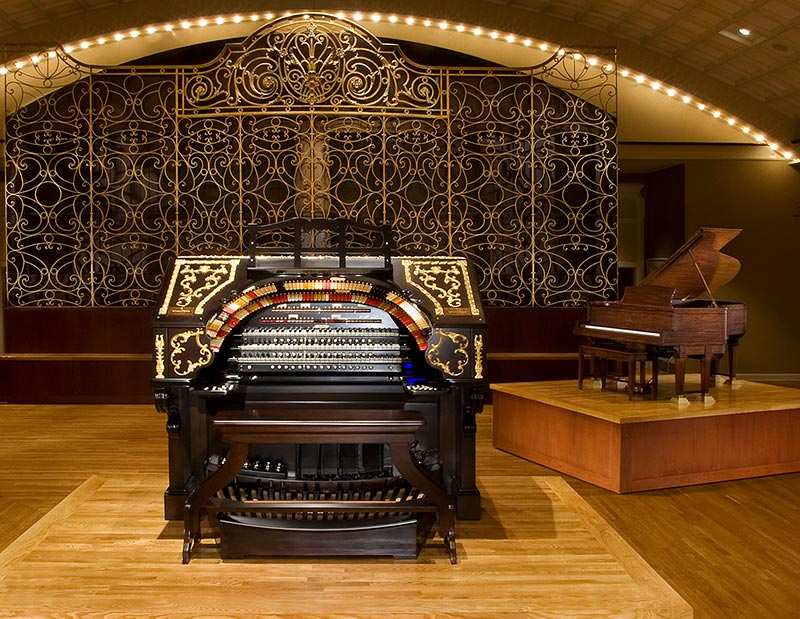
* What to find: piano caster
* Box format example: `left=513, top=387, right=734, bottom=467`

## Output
left=715, top=374, right=742, bottom=389
left=671, top=392, right=717, bottom=407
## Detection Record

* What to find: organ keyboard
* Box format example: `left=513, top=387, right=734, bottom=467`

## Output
left=152, top=217, right=486, bottom=561
left=229, top=303, right=406, bottom=378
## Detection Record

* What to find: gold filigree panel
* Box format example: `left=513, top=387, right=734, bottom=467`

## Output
left=180, top=14, right=444, bottom=115
left=401, top=258, right=480, bottom=317
left=159, top=258, right=242, bottom=316
left=426, top=330, right=470, bottom=378
left=169, top=329, right=213, bottom=377
left=4, top=13, right=616, bottom=309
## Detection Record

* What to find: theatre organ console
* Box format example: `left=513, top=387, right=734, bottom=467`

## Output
left=152, top=218, right=487, bottom=562
left=574, top=227, right=747, bottom=401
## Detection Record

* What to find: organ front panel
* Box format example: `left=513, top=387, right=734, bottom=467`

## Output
left=152, top=218, right=486, bottom=560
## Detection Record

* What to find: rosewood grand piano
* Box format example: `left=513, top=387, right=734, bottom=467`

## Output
left=574, top=227, right=747, bottom=401
left=152, top=218, right=486, bottom=563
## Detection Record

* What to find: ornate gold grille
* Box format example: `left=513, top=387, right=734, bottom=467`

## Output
left=3, top=13, right=617, bottom=307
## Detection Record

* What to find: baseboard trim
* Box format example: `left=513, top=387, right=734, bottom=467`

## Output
left=739, top=373, right=800, bottom=389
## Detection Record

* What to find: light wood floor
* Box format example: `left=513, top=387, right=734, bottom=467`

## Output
left=0, top=403, right=798, bottom=618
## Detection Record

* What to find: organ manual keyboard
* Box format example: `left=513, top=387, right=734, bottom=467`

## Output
left=152, top=218, right=487, bottom=561
left=574, top=227, right=746, bottom=401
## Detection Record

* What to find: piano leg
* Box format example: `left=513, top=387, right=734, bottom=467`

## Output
left=673, top=356, right=686, bottom=396
left=700, top=354, right=712, bottom=398
left=627, top=358, right=636, bottom=401
left=727, top=336, right=742, bottom=382
left=650, top=354, right=658, bottom=400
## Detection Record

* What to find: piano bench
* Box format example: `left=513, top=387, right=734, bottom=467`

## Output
left=578, top=344, right=658, bottom=400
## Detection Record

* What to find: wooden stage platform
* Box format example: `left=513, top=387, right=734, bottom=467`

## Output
left=491, top=376, right=800, bottom=493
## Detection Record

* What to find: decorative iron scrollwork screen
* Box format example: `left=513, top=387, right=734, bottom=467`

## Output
left=3, top=12, right=617, bottom=307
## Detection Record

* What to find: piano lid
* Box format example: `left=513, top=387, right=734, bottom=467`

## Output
left=639, top=227, right=742, bottom=302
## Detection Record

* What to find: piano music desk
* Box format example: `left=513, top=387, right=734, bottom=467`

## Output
left=491, top=378, right=800, bottom=493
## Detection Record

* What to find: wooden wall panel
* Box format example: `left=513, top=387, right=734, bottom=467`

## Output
left=1, top=306, right=586, bottom=403
left=484, top=307, right=584, bottom=399
left=0, top=357, right=152, bottom=404
left=4, top=307, right=152, bottom=354
left=1, top=307, right=153, bottom=403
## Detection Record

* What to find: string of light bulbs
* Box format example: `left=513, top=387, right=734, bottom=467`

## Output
left=1, top=9, right=795, bottom=163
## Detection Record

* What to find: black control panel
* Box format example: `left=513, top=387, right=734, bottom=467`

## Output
left=229, top=302, right=407, bottom=379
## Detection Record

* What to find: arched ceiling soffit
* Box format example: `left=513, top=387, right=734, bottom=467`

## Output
left=1, top=1, right=797, bottom=160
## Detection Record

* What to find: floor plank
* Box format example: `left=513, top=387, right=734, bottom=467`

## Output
left=0, top=401, right=797, bottom=618
left=0, top=475, right=691, bottom=618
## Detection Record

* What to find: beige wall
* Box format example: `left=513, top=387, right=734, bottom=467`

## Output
left=684, top=159, right=800, bottom=375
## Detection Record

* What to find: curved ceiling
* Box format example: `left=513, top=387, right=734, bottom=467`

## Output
left=2, top=0, right=799, bottom=164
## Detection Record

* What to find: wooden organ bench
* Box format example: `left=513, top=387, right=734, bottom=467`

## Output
left=183, top=408, right=457, bottom=564
left=578, top=344, right=658, bottom=400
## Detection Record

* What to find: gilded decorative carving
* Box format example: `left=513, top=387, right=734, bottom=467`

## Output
left=154, top=334, right=166, bottom=379
left=159, top=259, right=241, bottom=316
left=426, top=330, right=470, bottom=377
left=402, top=259, right=480, bottom=317
left=474, top=334, right=484, bottom=380
left=4, top=13, right=616, bottom=309
left=181, top=14, right=442, bottom=114
left=170, top=329, right=213, bottom=377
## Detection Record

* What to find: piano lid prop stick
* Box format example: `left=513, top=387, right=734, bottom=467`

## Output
left=688, top=248, right=718, bottom=308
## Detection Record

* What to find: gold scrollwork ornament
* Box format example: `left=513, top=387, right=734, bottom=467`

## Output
left=170, top=329, right=214, bottom=377
left=426, top=330, right=470, bottom=377
left=402, top=259, right=480, bottom=316
left=474, top=334, right=484, bottom=380
left=154, top=334, right=166, bottom=379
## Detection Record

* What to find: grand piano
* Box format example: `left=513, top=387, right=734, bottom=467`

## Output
left=574, top=227, right=746, bottom=400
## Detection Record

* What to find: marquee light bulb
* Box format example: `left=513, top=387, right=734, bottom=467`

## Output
left=3, top=9, right=792, bottom=164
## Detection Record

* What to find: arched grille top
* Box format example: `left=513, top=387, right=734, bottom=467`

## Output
left=4, top=12, right=618, bottom=308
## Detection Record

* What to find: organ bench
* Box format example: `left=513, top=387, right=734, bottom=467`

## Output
left=183, top=407, right=458, bottom=564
